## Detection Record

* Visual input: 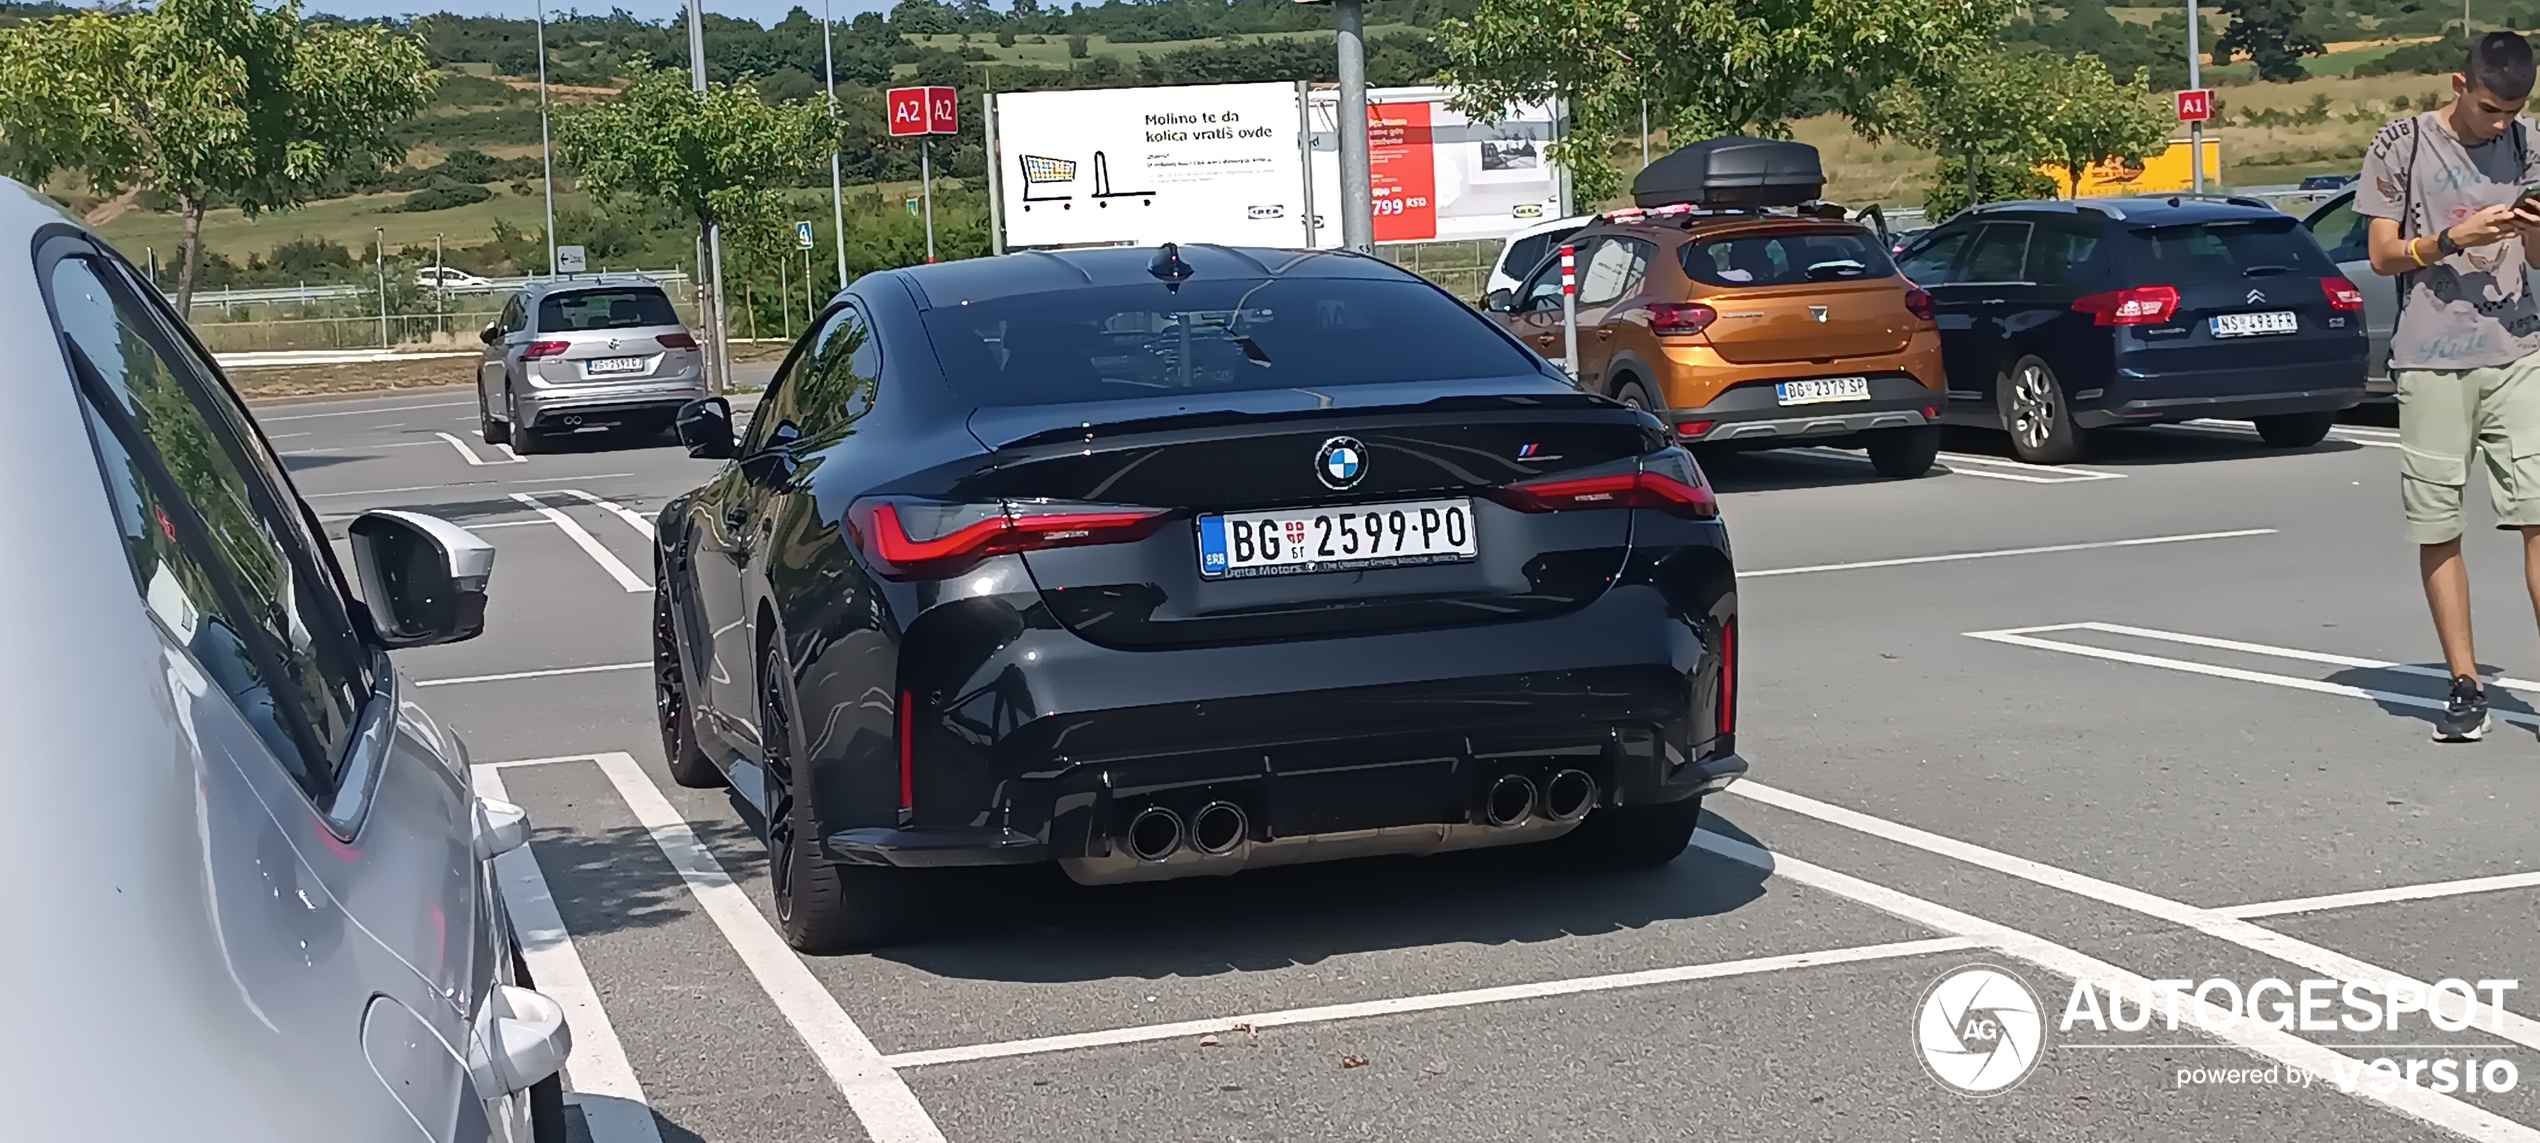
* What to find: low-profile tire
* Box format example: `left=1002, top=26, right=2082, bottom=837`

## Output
left=2252, top=410, right=2335, bottom=448
left=478, top=391, right=510, bottom=446
left=508, top=936, right=567, bottom=1143
left=761, top=645, right=922, bottom=953
left=504, top=391, right=548, bottom=456
left=1999, top=355, right=2086, bottom=465
left=654, top=591, right=722, bottom=789
left=1557, top=796, right=1705, bottom=870
left=1866, top=424, right=1942, bottom=478
left=1610, top=377, right=1659, bottom=414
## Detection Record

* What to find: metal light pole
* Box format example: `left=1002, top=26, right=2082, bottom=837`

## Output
left=688, top=0, right=730, bottom=395
left=2187, top=0, right=2205, bottom=193
left=1335, top=0, right=1374, bottom=254
left=537, top=0, right=557, bottom=276
left=822, top=0, right=848, bottom=292
left=375, top=227, right=390, bottom=348
left=921, top=140, right=937, bottom=263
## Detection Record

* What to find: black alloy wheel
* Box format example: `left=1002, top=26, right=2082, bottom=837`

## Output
left=654, top=590, right=722, bottom=788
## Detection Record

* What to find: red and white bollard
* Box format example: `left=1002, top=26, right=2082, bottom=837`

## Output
left=1559, top=243, right=1579, bottom=380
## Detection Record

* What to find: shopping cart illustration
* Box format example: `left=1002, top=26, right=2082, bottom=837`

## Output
left=1089, top=151, right=1153, bottom=201
left=1018, top=154, right=1077, bottom=202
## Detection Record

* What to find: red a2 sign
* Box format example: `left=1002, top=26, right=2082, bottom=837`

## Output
left=888, top=86, right=960, bottom=136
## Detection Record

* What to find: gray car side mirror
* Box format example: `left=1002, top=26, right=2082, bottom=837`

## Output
left=676, top=397, right=736, bottom=459
left=480, top=323, right=500, bottom=345
left=346, top=511, right=494, bottom=648
left=1485, top=288, right=1515, bottom=313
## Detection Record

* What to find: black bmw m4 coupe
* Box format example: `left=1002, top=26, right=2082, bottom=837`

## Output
left=654, top=244, right=1744, bottom=951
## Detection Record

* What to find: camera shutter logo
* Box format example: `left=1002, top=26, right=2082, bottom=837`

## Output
left=1915, top=965, right=2047, bottom=1095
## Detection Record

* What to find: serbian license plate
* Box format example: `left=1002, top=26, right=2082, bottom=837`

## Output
left=2211, top=311, right=2298, bottom=338
left=1776, top=376, right=1871, bottom=405
left=1198, top=498, right=1477, bottom=579
left=585, top=355, right=650, bottom=376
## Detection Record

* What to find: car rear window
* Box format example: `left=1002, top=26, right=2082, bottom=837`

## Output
left=1500, top=226, right=1583, bottom=282
left=537, top=288, right=681, bottom=332
left=2119, top=218, right=2332, bottom=282
left=1680, top=229, right=1896, bottom=287
left=921, top=278, right=1542, bottom=407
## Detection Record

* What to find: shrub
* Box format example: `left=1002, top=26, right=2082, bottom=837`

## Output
left=399, top=178, right=494, bottom=212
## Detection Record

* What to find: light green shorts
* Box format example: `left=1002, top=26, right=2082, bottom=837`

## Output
left=2397, top=354, right=2540, bottom=545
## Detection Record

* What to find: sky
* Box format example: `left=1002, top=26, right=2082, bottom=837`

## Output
left=303, top=0, right=900, bottom=26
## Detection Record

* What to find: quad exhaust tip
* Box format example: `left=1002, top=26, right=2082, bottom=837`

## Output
left=1125, top=806, right=1184, bottom=862
left=1484, top=775, right=1537, bottom=828
left=1542, top=769, right=1596, bottom=823
left=1189, top=802, right=1249, bottom=857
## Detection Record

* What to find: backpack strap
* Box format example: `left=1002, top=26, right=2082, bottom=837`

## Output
left=2398, top=114, right=2426, bottom=322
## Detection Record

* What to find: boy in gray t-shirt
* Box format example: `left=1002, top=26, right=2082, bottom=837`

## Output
left=2356, top=31, right=2540, bottom=741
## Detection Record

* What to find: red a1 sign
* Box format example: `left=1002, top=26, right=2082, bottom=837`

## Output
left=2176, top=89, right=2214, bottom=122
left=888, top=86, right=959, bottom=136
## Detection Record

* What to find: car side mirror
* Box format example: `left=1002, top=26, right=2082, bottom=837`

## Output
left=675, top=397, right=736, bottom=459
left=346, top=511, right=493, bottom=648
left=479, top=323, right=500, bottom=345
left=1485, top=288, right=1515, bottom=314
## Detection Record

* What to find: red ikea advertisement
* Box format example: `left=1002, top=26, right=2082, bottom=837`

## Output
left=1367, top=100, right=1437, bottom=243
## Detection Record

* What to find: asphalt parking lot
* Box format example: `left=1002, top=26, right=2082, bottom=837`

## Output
left=269, top=387, right=2539, bottom=1142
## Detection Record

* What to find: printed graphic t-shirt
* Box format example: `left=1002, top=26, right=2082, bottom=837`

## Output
left=2355, top=110, right=2540, bottom=370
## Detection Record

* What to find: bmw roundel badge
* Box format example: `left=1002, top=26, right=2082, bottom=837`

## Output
left=1317, top=436, right=1366, bottom=490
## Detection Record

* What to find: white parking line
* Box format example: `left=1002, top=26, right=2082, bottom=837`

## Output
left=586, top=752, right=949, bottom=1143
left=1686, top=827, right=2540, bottom=1142
left=1785, top=447, right=2126, bottom=483
left=299, top=474, right=637, bottom=500
left=1724, top=780, right=2540, bottom=1059
left=510, top=493, right=651, bottom=593
left=1962, top=624, right=2540, bottom=730
left=1742, top=529, right=2276, bottom=578
left=474, top=765, right=664, bottom=1143
left=284, top=441, right=443, bottom=455
left=257, top=399, right=473, bottom=422
left=416, top=662, right=648, bottom=687
left=879, top=935, right=1983, bottom=1070
left=547, top=488, right=657, bottom=540
left=2221, top=872, right=2540, bottom=920
left=2043, top=621, right=2540, bottom=693
left=2162, top=420, right=2404, bottom=449
left=437, top=431, right=526, bottom=467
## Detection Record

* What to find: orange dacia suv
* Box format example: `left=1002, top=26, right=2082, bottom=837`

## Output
left=1483, top=142, right=1947, bottom=478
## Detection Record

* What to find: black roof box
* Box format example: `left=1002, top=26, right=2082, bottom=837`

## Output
left=1631, top=137, right=1824, bottom=209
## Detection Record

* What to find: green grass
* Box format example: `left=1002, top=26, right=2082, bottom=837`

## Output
left=94, top=185, right=601, bottom=263
left=900, top=25, right=1415, bottom=68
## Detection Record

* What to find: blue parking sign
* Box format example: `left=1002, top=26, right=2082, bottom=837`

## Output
left=795, top=221, right=815, bottom=249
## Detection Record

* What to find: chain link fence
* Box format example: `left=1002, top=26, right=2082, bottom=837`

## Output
left=1376, top=239, right=1501, bottom=303
left=184, top=283, right=707, bottom=354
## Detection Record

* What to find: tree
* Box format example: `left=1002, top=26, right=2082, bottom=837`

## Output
left=0, top=0, right=434, bottom=309
left=2033, top=54, right=2174, bottom=198
left=556, top=68, right=828, bottom=379
left=1868, top=49, right=2055, bottom=215
left=1439, top=0, right=2013, bottom=202
left=2216, top=0, right=2325, bottom=83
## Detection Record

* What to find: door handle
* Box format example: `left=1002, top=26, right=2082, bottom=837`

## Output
left=1596, top=328, right=1613, bottom=340
left=724, top=506, right=751, bottom=529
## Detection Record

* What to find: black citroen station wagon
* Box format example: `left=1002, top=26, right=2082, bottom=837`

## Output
left=650, top=244, right=1746, bottom=951
left=1897, top=196, right=2369, bottom=463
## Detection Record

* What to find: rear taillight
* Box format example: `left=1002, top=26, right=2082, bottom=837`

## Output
left=1717, top=618, right=1737, bottom=737
left=1903, top=286, right=1935, bottom=322
left=1676, top=420, right=1715, bottom=439
left=1490, top=469, right=1718, bottom=519
left=1647, top=302, right=1717, bottom=337
left=522, top=340, right=570, bottom=359
left=847, top=498, right=1171, bottom=580
left=2071, top=285, right=2179, bottom=326
left=656, top=332, right=698, bottom=349
left=2322, top=276, right=2365, bottom=313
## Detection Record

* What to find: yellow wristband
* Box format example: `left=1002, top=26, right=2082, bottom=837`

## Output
left=2411, top=236, right=2431, bottom=267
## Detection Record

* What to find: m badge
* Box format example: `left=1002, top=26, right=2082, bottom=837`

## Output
left=1810, top=305, right=1830, bottom=323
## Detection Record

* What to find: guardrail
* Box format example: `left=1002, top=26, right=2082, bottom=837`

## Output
left=175, top=270, right=693, bottom=312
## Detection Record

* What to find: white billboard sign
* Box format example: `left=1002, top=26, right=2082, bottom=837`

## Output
left=992, top=81, right=1309, bottom=249
left=1305, top=86, right=1566, bottom=247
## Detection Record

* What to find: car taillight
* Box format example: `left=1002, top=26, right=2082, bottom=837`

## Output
left=1903, top=286, right=1935, bottom=322
left=522, top=340, right=570, bottom=359
left=2071, top=285, right=2179, bottom=326
left=1717, top=618, right=1737, bottom=737
left=2322, top=276, right=2365, bottom=313
left=1676, top=420, right=1715, bottom=438
left=656, top=332, right=698, bottom=349
left=1489, top=469, right=1718, bottom=519
left=1647, top=302, right=1717, bottom=337
left=847, top=498, right=1171, bottom=580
